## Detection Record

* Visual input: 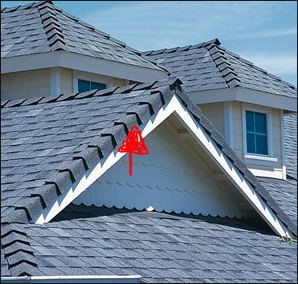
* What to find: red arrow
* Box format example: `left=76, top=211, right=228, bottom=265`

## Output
left=118, top=126, right=149, bottom=176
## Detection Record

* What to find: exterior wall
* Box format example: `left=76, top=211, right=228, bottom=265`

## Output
left=1, top=68, right=131, bottom=100
left=72, top=70, right=129, bottom=93
left=233, top=101, right=243, bottom=158
left=198, top=100, right=284, bottom=179
left=73, top=118, right=251, bottom=219
left=235, top=102, right=283, bottom=179
left=60, top=68, right=73, bottom=94
left=1, top=69, right=50, bottom=100
left=199, top=102, right=224, bottom=135
left=113, top=77, right=127, bottom=87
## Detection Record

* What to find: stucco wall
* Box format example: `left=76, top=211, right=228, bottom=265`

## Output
left=1, top=69, right=50, bottom=100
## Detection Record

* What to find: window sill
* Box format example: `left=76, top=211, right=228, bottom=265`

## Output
left=244, top=154, right=278, bottom=165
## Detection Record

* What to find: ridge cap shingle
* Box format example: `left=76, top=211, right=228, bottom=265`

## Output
left=142, top=38, right=221, bottom=55
left=1, top=78, right=296, bottom=237
left=220, top=47, right=297, bottom=91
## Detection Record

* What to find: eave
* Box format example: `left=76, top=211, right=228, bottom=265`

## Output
left=189, top=87, right=297, bottom=112
left=1, top=51, right=168, bottom=83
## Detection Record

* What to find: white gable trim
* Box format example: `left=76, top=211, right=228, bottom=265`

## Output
left=33, top=95, right=291, bottom=237
left=192, top=87, right=297, bottom=112
left=1, top=51, right=167, bottom=83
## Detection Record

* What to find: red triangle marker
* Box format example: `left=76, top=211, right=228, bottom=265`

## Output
left=118, top=126, right=149, bottom=176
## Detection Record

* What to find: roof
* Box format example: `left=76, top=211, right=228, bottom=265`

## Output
left=1, top=78, right=296, bottom=235
left=284, top=113, right=297, bottom=180
left=1, top=79, right=297, bottom=280
left=1, top=204, right=297, bottom=282
left=143, top=38, right=297, bottom=98
left=1, top=1, right=165, bottom=72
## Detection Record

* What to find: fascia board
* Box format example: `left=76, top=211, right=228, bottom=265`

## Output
left=32, top=95, right=291, bottom=238
left=1, top=51, right=168, bottom=82
left=190, top=87, right=297, bottom=112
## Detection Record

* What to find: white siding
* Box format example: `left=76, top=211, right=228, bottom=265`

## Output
left=199, top=102, right=224, bottom=135
left=60, top=68, right=73, bottom=94
left=74, top=119, right=250, bottom=219
left=1, top=69, right=50, bottom=100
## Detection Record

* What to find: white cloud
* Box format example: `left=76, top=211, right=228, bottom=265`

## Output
left=82, top=1, right=292, bottom=50
left=238, top=28, right=297, bottom=39
left=238, top=52, right=297, bottom=76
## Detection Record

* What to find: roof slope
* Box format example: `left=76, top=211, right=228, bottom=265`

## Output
left=1, top=79, right=296, bottom=236
left=284, top=113, right=297, bottom=180
left=1, top=79, right=297, bottom=279
left=1, top=205, right=297, bottom=282
left=143, top=39, right=297, bottom=98
left=1, top=1, right=165, bottom=72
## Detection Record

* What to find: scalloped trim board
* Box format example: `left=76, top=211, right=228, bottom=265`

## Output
left=33, top=95, right=291, bottom=237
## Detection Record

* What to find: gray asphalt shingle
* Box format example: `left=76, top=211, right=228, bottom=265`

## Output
left=1, top=1, right=165, bottom=72
left=1, top=78, right=296, bottom=236
left=2, top=205, right=297, bottom=282
left=144, top=39, right=297, bottom=99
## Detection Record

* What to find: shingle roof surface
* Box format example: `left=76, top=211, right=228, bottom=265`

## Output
left=1, top=205, right=297, bottom=282
left=259, top=177, right=297, bottom=229
left=144, top=39, right=297, bottom=98
left=1, top=1, right=165, bottom=72
left=1, top=78, right=297, bottom=239
left=284, top=113, right=297, bottom=180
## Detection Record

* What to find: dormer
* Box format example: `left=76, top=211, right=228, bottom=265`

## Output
left=144, top=39, right=297, bottom=180
left=1, top=2, right=168, bottom=101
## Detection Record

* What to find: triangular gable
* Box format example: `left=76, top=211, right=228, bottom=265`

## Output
left=33, top=90, right=292, bottom=238
left=73, top=115, right=254, bottom=219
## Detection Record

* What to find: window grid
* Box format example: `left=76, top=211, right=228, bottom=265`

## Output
left=246, top=111, right=268, bottom=155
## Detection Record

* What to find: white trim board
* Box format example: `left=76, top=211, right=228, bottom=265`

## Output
left=191, top=87, right=297, bottom=112
left=1, top=51, right=168, bottom=83
left=33, top=95, right=291, bottom=237
left=0, top=275, right=141, bottom=283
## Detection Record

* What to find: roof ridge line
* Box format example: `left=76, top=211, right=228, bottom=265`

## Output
left=206, top=44, right=241, bottom=88
left=1, top=1, right=50, bottom=13
left=142, top=38, right=221, bottom=56
left=220, top=47, right=297, bottom=91
left=51, top=4, right=169, bottom=73
left=1, top=224, right=41, bottom=276
left=37, top=2, right=67, bottom=52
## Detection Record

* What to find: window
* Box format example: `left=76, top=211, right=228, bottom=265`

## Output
left=245, top=111, right=268, bottom=155
left=78, top=79, right=106, bottom=92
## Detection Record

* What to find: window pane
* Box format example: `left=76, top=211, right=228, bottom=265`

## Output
left=256, top=134, right=268, bottom=155
left=246, top=111, right=254, bottom=132
left=255, top=112, right=267, bottom=134
left=246, top=133, right=255, bottom=153
left=91, top=81, right=106, bottom=90
left=78, top=79, right=90, bottom=92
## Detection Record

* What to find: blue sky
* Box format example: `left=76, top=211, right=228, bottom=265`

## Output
left=1, top=1, right=297, bottom=86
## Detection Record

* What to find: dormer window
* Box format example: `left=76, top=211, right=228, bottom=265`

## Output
left=78, top=79, right=106, bottom=92
left=245, top=111, right=268, bottom=155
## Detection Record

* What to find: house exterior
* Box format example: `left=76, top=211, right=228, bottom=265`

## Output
left=1, top=1, right=297, bottom=283
left=1, top=1, right=168, bottom=100
left=144, top=40, right=297, bottom=181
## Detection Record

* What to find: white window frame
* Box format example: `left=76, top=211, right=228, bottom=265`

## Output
left=73, top=70, right=113, bottom=93
left=242, top=104, right=276, bottom=162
